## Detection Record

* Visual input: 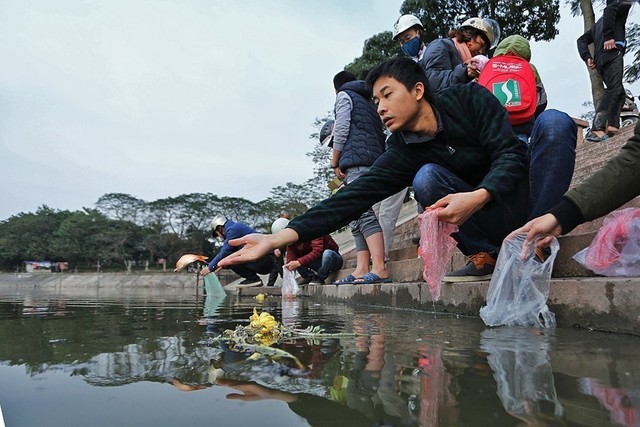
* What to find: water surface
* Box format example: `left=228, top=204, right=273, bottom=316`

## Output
left=0, top=286, right=639, bottom=426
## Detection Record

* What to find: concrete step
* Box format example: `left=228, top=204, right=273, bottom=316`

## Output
left=300, top=276, right=640, bottom=335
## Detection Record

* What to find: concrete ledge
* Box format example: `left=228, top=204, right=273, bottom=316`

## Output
left=301, top=277, right=640, bottom=335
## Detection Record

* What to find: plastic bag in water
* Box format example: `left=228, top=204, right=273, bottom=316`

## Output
left=418, top=208, right=458, bottom=301
left=479, top=234, right=559, bottom=328
left=204, top=274, right=226, bottom=297
left=282, top=268, right=299, bottom=301
left=573, top=208, right=640, bottom=276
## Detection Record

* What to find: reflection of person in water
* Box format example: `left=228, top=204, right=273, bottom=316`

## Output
left=217, top=378, right=372, bottom=427
left=346, top=321, right=412, bottom=425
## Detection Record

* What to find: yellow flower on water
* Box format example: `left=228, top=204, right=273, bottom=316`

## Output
left=255, top=293, right=266, bottom=302
left=253, top=329, right=280, bottom=346
left=249, top=307, right=279, bottom=331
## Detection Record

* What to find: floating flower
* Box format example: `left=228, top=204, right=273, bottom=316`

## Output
left=249, top=307, right=279, bottom=332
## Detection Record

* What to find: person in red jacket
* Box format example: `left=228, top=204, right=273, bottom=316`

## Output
left=271, top=218, right=345, bottom=285
left=284, top=235, right=344, bottom=285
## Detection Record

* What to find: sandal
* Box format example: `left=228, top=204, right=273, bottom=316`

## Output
left=585, top=130, right=608, bottom=143
left=353, top=272, right=393, bottom=284
left=332, top=274, right=359, bottom=285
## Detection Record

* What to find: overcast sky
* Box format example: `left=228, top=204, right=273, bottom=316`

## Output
left=1, top=1, right=639, bottom=221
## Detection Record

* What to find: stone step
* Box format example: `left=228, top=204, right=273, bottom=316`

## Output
left=300, top=276, right=640, bottom=335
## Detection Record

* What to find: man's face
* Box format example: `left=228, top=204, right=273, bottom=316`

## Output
left=372, top=75, right=421, bottom=133
left=397, top=28, right=420, bottom=46
left=467, top=34, right=487, bottom=56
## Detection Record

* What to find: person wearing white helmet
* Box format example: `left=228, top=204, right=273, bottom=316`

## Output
left=200, top=214, right=274, bottom=287
left=422, top=16, right=499, bottom=93
left=393, top=14, right=429, bottom=68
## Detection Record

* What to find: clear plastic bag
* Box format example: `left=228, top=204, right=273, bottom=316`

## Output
left=417, top=208, right=459, bottom=301
left=573, top=208, right=640, bottom=276
left=479, top=234, right=559, bottom=328
left=282, top=268, right=299, bottom=301
left=204, top=273, right=226, bottom=297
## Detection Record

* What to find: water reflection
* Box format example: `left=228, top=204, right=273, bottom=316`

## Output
left=0, top=289, right=640, bottom=426
left=480, top=328, right=563, bottom=425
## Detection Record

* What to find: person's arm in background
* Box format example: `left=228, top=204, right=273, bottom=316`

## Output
left=294, top=238, right=324, bottom=266
left=577, top=28, right=596, bottom=69
left=601, top=0, right=630, bottom=50
left=332, top=92, right=352, bottom=179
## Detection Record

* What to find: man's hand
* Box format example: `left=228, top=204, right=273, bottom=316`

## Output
left=284, top=260, right=301, bottom=271
left=199, top=266, right=221, bottom=277
left=465, top=62, right=480, bottom=79
left=604, top=38, right=615, bottom=50
left=334, top=166, right=345, bottom=180
left=586, top=58, right=596, bottom=70
left=218, top=229, right=299, bottom=267
left=507, top=213, right=562, bottom=249
left=429, top=189, right=491, bottom=225
left=216, top=379, right=297, bottom=403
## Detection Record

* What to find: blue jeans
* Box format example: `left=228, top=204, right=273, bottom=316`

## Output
left=413, top=109, right=576, bottom=255
left=297, top=250, right=344, bottom=281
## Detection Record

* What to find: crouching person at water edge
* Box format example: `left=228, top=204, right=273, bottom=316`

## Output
left=271, top=218, right=344, bottom=285
left=217, top=58, right=575, bottom=283
left=199, top=214, right=274, bottom=288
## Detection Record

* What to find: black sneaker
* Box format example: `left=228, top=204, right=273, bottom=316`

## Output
left=236, top=277, right=263, bottom=288
left=297, top=276, right=313, bottom=286
left=309, top=278, right=325, bottom=285
left=443, top=252, right=496, bottom=282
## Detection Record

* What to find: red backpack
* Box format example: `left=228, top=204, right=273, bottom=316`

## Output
left=478, top=55, right=537, bottom=125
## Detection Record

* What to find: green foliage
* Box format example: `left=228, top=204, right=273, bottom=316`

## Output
left=345, top=32, right=402, bottom=79
left=0, top=206, right=72, bottom=269
left=400, top=0, right=561, bottom=42
left=625, top=22, right=640, bottom=83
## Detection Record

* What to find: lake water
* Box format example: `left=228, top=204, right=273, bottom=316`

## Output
left=0, top=286, right=639, bottom=427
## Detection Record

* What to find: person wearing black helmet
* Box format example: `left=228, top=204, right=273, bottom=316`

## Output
left=200, top=214, right=274, bottom=287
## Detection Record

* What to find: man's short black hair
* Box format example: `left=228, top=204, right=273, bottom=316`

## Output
left=333, top=70, right=357, bottom=91
left=365, top=58, right=433, bottom=103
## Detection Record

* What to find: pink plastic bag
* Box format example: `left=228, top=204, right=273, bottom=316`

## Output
left=574, top=208, right=640, bottom=276
left=418, top=208, right=458, bottom=301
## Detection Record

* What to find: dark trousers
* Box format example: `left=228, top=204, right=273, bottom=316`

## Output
left=266, top=253, right=284, bottom=286
left=228, top=254, right=274, bottom=280
left=594, top=53, right=626, bottom=131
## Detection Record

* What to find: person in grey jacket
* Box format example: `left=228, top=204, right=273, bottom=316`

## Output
left=331, top=71, right=390, bottom=284
left=423, top=17, right=497, bottom=93
left=512, top=120, right=640, bottom=248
